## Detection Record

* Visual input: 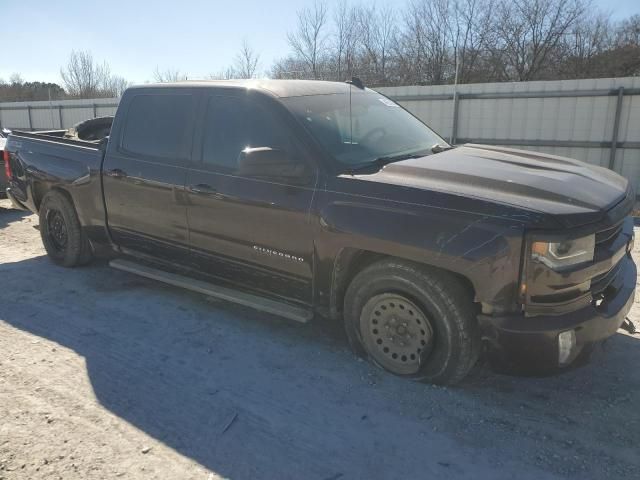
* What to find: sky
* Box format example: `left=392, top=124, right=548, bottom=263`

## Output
left=1, top=0, right=638, bottom=86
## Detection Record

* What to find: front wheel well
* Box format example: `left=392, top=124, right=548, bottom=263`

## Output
left=331, top=250, right=477, bottom=319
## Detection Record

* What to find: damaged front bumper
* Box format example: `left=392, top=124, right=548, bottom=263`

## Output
left=479, top=254, right=636, bottom=374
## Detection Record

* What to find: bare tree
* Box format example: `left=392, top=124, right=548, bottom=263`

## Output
left=359, top=4, right=397, bottom=85
left=287, top=1, right=329, bottom=78
left=13, top=2, right=640, bottom=104
left=103, top=75, right=131, bottom=97
left=0, top=79, right=67, bottom=102
left=450, top=0, right=497, bottom=83
left=232, top=39, right=261, bottom=78
left=592, top=14, right=640, bottom=77
left=493, top=0, right=586, bottom=81
left=269, top=56, right=311, bottom=79
left=268, top=0, right=636, bottom=85
left=9, top=73, right=24, bottom=85
left=60, top=51, right=113, bottom=98
left=556, top=11, right=611, bottom=78
left=207, top=67, right=239, bottom=80
left=153, top=67, right=188, bottom=83
left=615, top=14, right=640, bottom=46
left=333, top=1, right=361, bottom=81
left=398, top=0, right=456, bottom=85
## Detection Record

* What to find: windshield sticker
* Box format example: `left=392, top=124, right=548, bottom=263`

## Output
left=378, top=98, right=399, bottom=107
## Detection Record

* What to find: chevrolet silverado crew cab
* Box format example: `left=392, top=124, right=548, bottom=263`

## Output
left=4, top=80, right=636, bottom=384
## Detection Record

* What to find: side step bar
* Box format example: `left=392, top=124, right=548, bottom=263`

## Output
left=109, top=259, right=312, bottom=323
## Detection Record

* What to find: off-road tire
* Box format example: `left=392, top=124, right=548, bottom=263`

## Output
left=39, top=190, right=93, bottom=267
left=344, top=259, right=481, bottom=385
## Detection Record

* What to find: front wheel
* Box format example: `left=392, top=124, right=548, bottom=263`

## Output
left=39, top=190, right=93, bottom=267
left=344, top=259, right=481, bottom=385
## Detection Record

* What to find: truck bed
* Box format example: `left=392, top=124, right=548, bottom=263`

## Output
left=5, top=130, right=106, bottom=230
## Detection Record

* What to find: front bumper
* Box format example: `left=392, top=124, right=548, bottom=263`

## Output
left=479, top=254, right=636, bottom=374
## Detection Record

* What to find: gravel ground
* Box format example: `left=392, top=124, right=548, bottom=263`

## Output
left=1, top=198, right=639, bottom=480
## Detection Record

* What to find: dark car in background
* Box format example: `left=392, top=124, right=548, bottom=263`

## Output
left=0, top=129, right=9, bottom=198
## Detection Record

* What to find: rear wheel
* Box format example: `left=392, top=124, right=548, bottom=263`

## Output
left=39, top=190, right=93, bottom=267
left=344, top=259, right=480, bottom=385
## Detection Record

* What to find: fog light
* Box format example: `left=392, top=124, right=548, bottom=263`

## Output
left=558, top=330, right=576, bottom=365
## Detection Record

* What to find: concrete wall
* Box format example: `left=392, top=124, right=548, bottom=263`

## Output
left=1, top=77, right=638, bottom=192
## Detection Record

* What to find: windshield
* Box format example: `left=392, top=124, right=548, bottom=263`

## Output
left=282, top=89, right=448, bottom=169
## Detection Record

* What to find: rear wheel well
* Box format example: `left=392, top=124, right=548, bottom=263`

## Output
left=35, top=186, right=76, bottom=221
left=32, top=181, right=49, bottom=211
left=331, top=249, right=477, bottom=318
left=39, top=189, right=93, bottom=267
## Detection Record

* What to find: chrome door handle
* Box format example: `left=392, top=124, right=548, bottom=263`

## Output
left=188, top=183, right=217, bottom=194
left=105, top=168, right=127, bottom=178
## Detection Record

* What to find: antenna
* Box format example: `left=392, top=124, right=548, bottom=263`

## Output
left=348, top=76, right=353, bottom=149
left=450, top=48, right=459, bottom=145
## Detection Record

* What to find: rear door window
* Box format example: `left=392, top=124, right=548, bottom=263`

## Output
left=121, top=93, right=194, bottom=162
left=201, top=96, right=249, bottom=170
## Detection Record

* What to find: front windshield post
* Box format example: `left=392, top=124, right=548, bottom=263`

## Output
left=348, top=84, right=353, bottom=152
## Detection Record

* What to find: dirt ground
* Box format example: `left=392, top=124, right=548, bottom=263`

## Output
left=1, top=198, right=639, bottom=480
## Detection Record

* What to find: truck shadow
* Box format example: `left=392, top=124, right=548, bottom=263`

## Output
left=0, top=205, right=30, bottom=229
left=2, top=255, right=640, bottom=479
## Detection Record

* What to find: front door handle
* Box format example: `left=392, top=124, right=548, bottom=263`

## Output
left=105, top=168, right=127, bottom=179
left=188, top=183, right=217, bottom=195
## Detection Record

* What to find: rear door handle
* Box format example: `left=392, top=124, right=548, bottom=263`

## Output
left=105, top=168, right=127, bottom=179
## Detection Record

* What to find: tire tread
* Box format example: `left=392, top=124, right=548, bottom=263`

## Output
left=344, top=259, right=481, bottom=385
left=39, top=190, right=93, bottom=267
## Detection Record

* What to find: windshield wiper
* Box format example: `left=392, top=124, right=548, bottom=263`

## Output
left=346, top=151, right=431, bottom=175
left=345, top=143, right=456, bottom=175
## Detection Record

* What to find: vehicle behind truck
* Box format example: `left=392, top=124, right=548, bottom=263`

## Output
left=4, top=79, right=636, bottom=384
left=0, top=130, right=8, bottom=197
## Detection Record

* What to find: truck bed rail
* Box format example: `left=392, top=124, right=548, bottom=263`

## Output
left=10, top=130, right=101, bottom=149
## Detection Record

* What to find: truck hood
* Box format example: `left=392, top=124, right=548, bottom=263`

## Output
left=363, top=144, right=630, bottom=228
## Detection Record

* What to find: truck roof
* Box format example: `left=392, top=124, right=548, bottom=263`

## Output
left=128, top=79, right=353, bottom=98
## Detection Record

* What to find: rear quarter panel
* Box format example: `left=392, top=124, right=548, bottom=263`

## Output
left=5, top=135, right=106, bottom=238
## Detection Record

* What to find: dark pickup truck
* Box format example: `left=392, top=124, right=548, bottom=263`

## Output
left=4, top=80, right=636, bottom=384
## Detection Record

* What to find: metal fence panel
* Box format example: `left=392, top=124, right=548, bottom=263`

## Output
left=379, top=77, right=640, bottom=193
left=0, top=97, right=119, bottom=131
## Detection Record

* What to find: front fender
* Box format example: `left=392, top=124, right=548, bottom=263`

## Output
left=314, top=196, right=526, bottom=316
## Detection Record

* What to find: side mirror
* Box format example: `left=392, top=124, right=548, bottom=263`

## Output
left=237, top=147, right=309, bottom=181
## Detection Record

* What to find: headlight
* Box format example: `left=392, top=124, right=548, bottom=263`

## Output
left=531, top=234, right=595, bottom=270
